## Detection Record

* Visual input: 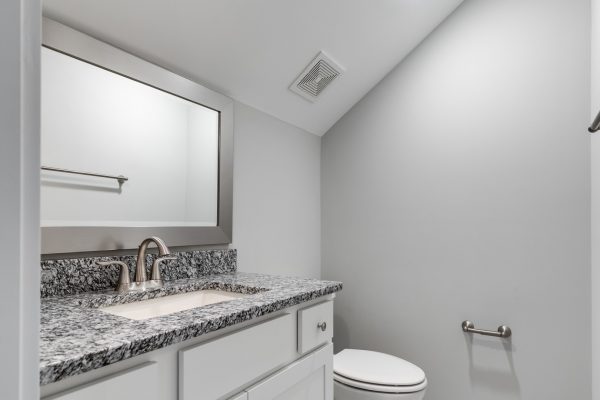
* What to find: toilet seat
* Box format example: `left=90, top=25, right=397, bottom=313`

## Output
left=333, top=349, right=427, bottom=394
left=334, top=373, right=427, bottom=394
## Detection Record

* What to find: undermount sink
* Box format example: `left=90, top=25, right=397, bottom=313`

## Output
left=99, top=290, right=251, bottom=320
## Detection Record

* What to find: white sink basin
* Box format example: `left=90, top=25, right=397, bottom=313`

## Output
left=100, top=290, right=251, bottom=320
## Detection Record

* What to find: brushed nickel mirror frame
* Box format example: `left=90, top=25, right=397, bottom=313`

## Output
left=41, top=18, right=233, bottom=254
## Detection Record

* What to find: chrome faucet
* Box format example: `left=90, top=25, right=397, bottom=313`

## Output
left=135, top=236, right=177, bottom=287
left=135, top=236, right=171, bottom=283
left=95, top=237, right=176, bottom=293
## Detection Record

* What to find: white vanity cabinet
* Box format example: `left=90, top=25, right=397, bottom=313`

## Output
left=41, top=297, right=335, bottom=400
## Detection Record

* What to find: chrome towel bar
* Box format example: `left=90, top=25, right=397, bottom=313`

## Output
left=41, top=165, right=128, bottom=185
left=461, top=320, right=512, bottom=339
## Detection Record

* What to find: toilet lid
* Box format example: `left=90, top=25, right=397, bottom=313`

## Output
left=334, top=349, right=426, bottom=387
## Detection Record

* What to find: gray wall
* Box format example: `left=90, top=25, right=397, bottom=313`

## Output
left=0, top=0, right=41, bottom=399
left=233, top=102, right=321, bottom=278
left=322, top=0, right=590, bottom=399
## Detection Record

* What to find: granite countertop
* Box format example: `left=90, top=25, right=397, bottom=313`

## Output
left=40, top=272, right=342, bottom=385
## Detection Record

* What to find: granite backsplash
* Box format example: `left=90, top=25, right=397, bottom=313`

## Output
left=40, top=249, right=237, bottom=298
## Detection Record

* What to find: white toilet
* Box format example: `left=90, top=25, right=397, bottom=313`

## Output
left=333, top=349, right=427, bottom=400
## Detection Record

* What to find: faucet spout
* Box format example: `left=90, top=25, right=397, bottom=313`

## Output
left=135, top=236, right=171, bottom=283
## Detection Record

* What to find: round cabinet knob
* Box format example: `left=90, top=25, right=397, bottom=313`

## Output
left=317, top=322, right=327, bottom=332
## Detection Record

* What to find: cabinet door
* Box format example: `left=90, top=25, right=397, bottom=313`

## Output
left=246, top=344, right=333, bottom=400
left=42, top=362, right=159, bottom=400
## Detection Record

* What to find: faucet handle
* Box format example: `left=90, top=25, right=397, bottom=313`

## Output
left=150, top=256, right=177, bottom=282
left=97, top=261, right=131, bottom=291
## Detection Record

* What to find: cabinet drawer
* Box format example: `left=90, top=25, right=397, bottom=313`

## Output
left=246, top=343, right=333, bottom=400
left=297, top=301, right=333, bottom=354
left=179, top=313, right=296, bottom=400
left=43, top=362, right=159, bottom=400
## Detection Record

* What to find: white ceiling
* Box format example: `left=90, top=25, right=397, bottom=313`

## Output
left=43, top=0, right=464, bottom=136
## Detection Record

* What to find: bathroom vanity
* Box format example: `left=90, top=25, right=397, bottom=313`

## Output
left=37, top=18, right=342, bottom=400
left=39, top=251, right=341, bottom=400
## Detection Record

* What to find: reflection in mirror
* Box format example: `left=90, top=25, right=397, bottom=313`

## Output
left=41, top=47, right=219, bottom=228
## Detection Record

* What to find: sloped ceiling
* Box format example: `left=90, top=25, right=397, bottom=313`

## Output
left=43, top=0, right=464, bottom=136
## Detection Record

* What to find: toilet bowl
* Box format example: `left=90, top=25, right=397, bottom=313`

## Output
left=333, top=349, right=427, bottom=400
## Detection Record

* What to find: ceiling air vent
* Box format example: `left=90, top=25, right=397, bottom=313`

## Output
left=290, top=51, right=344, bottom=102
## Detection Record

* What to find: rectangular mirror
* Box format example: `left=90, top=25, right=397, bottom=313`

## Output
left=41, top=18, right=233, bottom=254
left=42, top=47, right=220, bottom=228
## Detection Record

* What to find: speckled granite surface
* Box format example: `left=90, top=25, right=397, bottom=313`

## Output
left=40, top=272, right=342, bottom=385
left=41, top=249, right=237, bottom=297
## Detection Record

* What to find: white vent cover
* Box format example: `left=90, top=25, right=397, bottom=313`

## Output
left=290, top=51, right=344, bottom=102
